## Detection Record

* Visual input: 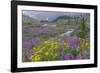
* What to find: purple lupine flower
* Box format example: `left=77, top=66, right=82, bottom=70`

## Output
left=29, top=27, right=62, bottom=35
left=76, top=54, right=82, bottom=59
left=22, top=48, right=35, bottom=58
left=22, top=48, right=29, bottom=57
left=22, top=40, right=33, bottom=49
left=59, top=52, right=71, bottom=60
left=30, top=27, right=42, bottom=35
left=22, top=48, right=35, bottom=62
left=63, top=54, right=70, bottom=60
left=67, top=37, right=81, bottom=49
left=31, top=37, right=42, bottom=45
left=22, top=37, right=42, bottom=49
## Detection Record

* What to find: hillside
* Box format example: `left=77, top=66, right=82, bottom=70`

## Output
left=22, top=15, right=41, bottom=26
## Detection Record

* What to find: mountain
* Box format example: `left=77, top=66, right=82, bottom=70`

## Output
left=22, top=15, right=40, bottom=26
left=51, top=15, right=80, bottom=22
left=23, top=10, right=83, bottom=22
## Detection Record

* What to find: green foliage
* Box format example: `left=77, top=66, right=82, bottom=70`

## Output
left=78, top=39, right=90, bottom=53
left=77, top=17, right=88, bottom=38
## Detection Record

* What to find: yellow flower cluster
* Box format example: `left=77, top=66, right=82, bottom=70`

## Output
left=30, top=54, right=41, bottom=61
left=30, top=40, right=59, bottom=61
left=28, top=38, right=90, bottom=62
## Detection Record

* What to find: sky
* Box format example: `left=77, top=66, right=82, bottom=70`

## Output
left=22, top=10, right=88, bottom=21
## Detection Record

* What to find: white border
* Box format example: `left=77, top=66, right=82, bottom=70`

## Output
left=17, top=5, right=94, bottom=68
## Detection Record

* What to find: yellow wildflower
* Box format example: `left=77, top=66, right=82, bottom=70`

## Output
left=34, top=54, right=41, bottom=61
left=45, top=52, right=49, bottom=56
left=30, top=54, right=41, bottom=61
left=44, top=40, right=49, bottom=44
left=30, top=55, right=35, bottom=61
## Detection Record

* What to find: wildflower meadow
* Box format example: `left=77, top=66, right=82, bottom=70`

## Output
left=22, top=11, right=90, bottom=62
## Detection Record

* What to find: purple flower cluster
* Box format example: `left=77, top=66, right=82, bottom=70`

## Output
left=59, top=52, right=86, bottom=60
left=59, top=52, right=71, bottom=60
left=22, top=48, right=35, bottom=62
left=66, top=37, right=81, bottom=49
left=30, top=27, right=63, bottom=35
left=76, top=54, right=82, bottom=59
left=22, top=37, right=42, bottom=49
